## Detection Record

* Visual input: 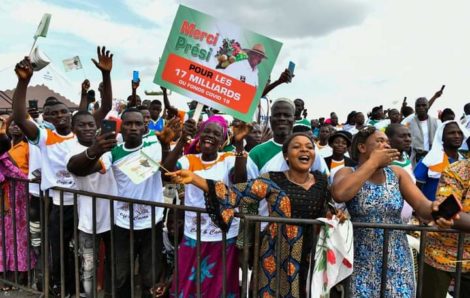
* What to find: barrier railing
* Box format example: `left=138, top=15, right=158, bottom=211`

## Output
left=0, top=177, right=467, bottom=297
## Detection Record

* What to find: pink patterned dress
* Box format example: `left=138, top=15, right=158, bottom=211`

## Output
left=0, top=152, right=36, bottom=272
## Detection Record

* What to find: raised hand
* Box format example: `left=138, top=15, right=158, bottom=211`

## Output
left=0, top=115, right=7, bottom=134
left=433, top=85, right=445, bottom=99
left=278, top=68, right=294, bottom=84
left=232, top=121, right=253, bottom=143
left=369, top=148, right=400, bottom=168
left=15, top=57, right=33, bottom=82
left=132, top=78, right=140, bottom=90
left=91, top=46, right=113, bottom=73
left=181, top=119, right=197, bottom=143
left=81, top=79, right=90, bottom=94
left=87, top=132, right=117, bottom=157
left=402, top=97, right=407, bottom=107
left=156, top=118, right=181, bottom=145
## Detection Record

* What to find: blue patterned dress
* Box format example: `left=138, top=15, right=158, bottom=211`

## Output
left=346, top=167, right=415, bottom=297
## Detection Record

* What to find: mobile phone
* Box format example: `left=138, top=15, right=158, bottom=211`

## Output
left=101, top=120, right=116, bottom=139
left=133, top=70, right=139, bottom=83
left=31, top=169, right=41, bottom=178
left=440, top=85, right=446, bottom=92
left=28, top=100, right=38, bottom=110
left=431, top=194, right=462, bottom=220
left=288, top=61, right=295, bottom=82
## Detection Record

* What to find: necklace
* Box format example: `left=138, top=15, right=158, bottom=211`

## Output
left=285, top=171, right=312, bottom=186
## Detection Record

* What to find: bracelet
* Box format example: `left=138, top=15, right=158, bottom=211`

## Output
left=85, top=149, right=98, bottom=160
left=234, top=150, right=248, bottom=158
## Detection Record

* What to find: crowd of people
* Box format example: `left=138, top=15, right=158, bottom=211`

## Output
left=0, top=45, right=469, bottom=298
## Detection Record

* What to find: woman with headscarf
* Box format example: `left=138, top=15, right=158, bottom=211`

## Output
left=167, top=132, right=332, bottom=298
left=414, top=120, right=468, bottom=202
left=331, top=126, right=455, bottom=297
left=163, top=115, right=250, bottom=297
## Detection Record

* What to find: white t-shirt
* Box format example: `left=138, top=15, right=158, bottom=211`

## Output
left=223, top=59, right=259, bottom=87
left=101, top=140, right=164, bottom=230
left=64, top=139, right=117, bottom=234
left=177, top=152, right=239, bottom=241
left=30, top=128, right=76, bottom=205
left=316, top=143, right=333, bottom=158
left=28, top=144, right=41, bottom=197
left=420, top=120, right=430, bottom=151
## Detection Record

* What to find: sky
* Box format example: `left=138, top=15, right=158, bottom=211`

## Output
left=1, top=0, right=469, bottom=121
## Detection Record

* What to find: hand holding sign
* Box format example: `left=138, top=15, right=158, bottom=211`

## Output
left=15, top=57, right=33, bottom=82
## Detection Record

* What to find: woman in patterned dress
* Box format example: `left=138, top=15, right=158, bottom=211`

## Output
left=0, top=115, right=36, bottom=288
left=168, top=132, right=331, bottom=297
left=331, top=126, right=454, bottom=297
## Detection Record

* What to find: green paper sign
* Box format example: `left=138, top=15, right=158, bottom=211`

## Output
left=154, top=5, right=283, bottom=122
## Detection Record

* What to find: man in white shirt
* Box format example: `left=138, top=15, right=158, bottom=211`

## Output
left=12, top=57, right=78, bottom=295
left=13, top=47, right=115, bottom=295
left=223, top=43, right=267, bottom=87
left=71, top=108, right=166, bottom=297
left=408, top=97, right=439, bottom=165
left=66, top=111, right=117, bottom=297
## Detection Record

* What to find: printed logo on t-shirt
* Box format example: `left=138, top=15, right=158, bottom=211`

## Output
left=117, top=203, right=150, bottom=221
left=56, top=170, right=74, bottom=186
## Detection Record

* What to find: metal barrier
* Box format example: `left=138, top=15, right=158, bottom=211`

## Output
left=0, top=177, right=467, bottom=297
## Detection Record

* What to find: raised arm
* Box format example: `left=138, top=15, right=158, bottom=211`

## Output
left=231, top=121, right=252, bottom=183
left=161, top=119, right=196, bottom=175
left=161, top=86, right=178, bottom=119
left=78, top=79, right=90, bottom=111
left=67, top=132, right=117, bottom=176
left=262, top=69, right=292, bottom=97
left=331, top=149, right=400, bottom=202
left=428, top=85, right=444, bottom=108
left=11, top=57, right=39, bottom=141
left=91, top=46, right=113, bottom=127
left=128, top=79, right=139, bottom=108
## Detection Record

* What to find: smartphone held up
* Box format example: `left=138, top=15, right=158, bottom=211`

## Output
left=287, top=61, right=295, bottom=83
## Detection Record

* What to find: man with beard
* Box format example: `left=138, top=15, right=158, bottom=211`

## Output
left=414, top=121, right=467, bottom=202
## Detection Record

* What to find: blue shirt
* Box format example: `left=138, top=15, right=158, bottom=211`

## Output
left=414, top=156, right=458, bottom=201
left=148, top=117, right=164, bottom=132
